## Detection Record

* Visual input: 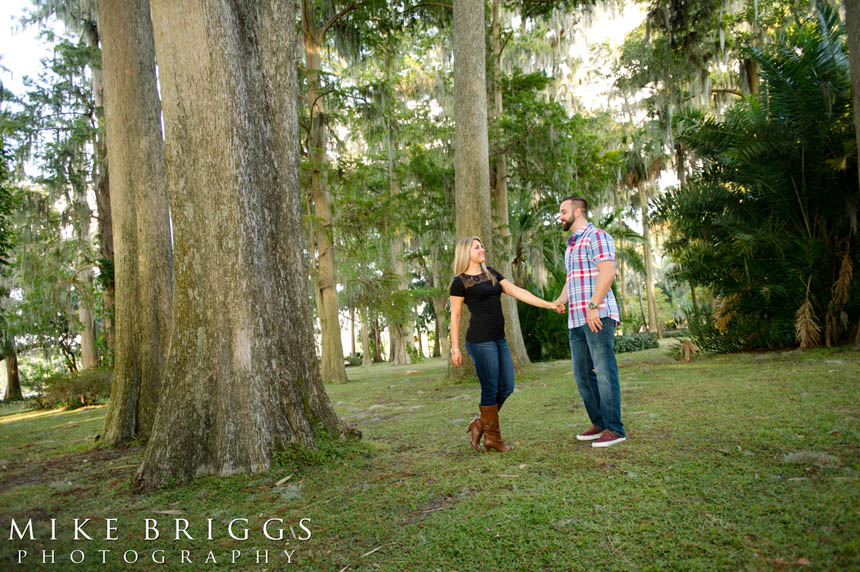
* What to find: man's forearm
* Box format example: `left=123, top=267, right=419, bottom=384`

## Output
left=556, top=279, right=569, bottom=304
left=590, top=265, right=614, bottom=306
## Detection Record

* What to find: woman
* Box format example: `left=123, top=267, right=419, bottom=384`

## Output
left=449, top=236, right=561, bottom=452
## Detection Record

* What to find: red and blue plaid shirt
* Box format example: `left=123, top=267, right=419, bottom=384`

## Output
left=565, top=223, right=620, bottom=329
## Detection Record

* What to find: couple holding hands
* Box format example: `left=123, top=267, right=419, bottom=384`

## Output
left=449, top=196, right=627, bottom=452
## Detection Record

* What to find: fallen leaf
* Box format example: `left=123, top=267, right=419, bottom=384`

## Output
left=518, top=464, right=527, bottom=470
left=274, top=474, right=293, bottom=487
left=152, top=510, right=184, bottom=515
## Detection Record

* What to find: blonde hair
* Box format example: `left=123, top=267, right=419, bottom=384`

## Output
left=451, top=236, right=496, bottom=286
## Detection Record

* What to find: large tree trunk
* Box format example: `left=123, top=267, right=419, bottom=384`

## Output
left=100, top=0, right=173, bottom=446
left=384, top=44, right=412, bottom=367
left=675, top=143, right=686, bottom=190
left=846, top=0, right=860, bottom=350
left=136, top=0, right=354, bottom=489
left=639, top=185, right=660, bottom=336
left=741, top=58, right=759, bottom=96
left=430, top=246, right=446, bottom=359
left=302, top=2, right=348, bottom=383
left=83, top=20, right=115, bottom=359
left=491, top=0, right=530, bottom=372
left=77, top=273, right=99, bottom=369
left=389, top=234, right=412, bottom=365
left=451, top=0, right=492, bottom=379
left=372, top=318, right=384, bottom=362
left=2, top=341, right=22, bottom=401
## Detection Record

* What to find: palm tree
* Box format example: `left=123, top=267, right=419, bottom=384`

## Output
left=653, top=3, right=859, bottom=350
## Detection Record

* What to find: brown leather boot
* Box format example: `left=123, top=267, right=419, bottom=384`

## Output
left=480, top=404, right=513, bottom=452
left=466, top=414, right=484, bottom=451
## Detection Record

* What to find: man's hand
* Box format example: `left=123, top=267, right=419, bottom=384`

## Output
left=586, top=308, right=603, bottom=333
left=554, top=302, right=565, bottom=314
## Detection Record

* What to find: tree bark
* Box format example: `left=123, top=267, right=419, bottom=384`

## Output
left=689, top=279, right=699, bottom=314
left=430, top=246, right=447, bottom=359
left=136, top=0, right=354, bottom=488
left=372, top=318, right=383, bottom=362
left=675, top=142, right=686, bottom=190
left=83, top=20, right=115, bottom=358
left=360, top=308, right=372, bottom=367
left=99, top=0, right=173, bottom=446
left=491, top=0, right=530, bottom=372
left=742, top=58, right=759, bottom=96
left=389, top=234, right=412, bottom=365
left=451, top=0, right=492, bottom=379
left=639, top=185, right=660, bottom=336
left=2, top=341, right=22, bottom=401
left=302, top=1, right=348, bottom=383
left=350, top=307, right=356, bottom=357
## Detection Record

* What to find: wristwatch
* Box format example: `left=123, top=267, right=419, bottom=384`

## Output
left=587, top=301, right=597, bottom=310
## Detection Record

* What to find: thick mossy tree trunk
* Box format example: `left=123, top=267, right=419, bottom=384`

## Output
left=99, top=0, right=173, bottom=445
left=136, top=0, right=355, bottom=489
left=491, top=0, right=530, bottom=372
left=2, top=341, right=22, bottom=401
left=451, top=0, right=492, bottom=379
left=301, top=1, right=348, bottom=383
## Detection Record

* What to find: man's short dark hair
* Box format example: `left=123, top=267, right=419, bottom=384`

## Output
left=561, top=195, right=588, bottom=215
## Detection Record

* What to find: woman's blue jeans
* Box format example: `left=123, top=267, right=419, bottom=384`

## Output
left=465, top=338, right=515, bottom=407
left=568, top=318, right=625, bottom=437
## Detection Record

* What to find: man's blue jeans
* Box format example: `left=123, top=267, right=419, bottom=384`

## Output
left=465, top=338, right=515, bottom=407
left=568, top=318, right=625, bottom=437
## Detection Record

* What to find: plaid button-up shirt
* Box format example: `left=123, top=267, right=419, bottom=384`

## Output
left=565, top=222, right=620, bottom=329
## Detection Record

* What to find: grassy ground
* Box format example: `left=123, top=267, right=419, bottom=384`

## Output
left=1, top=346, right=858, bottom=571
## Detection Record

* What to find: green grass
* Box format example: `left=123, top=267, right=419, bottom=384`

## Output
left=1, top=347, right=859, bottom=571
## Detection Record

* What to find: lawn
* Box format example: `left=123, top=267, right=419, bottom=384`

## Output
left=1, top=346, right=859, bottom=571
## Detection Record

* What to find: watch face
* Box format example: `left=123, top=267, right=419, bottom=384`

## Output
left=588, top=302, right=597, bottom=310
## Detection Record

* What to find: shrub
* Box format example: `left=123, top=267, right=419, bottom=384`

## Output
left=613, top=332, right=659, bottom=354
left=35, top=368, right=112, bottom=410
left=344, top=354, right=362, bottom=367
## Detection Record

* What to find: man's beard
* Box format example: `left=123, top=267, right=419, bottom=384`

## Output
left=562, top=219, right=573, bottom=231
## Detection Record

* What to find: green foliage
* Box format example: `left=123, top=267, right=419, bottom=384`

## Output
left=271, top=428, right=364, bottom=475
left=405, top=343, right=424, bottom=363
left=653, top=5, right=859, bottom=350
left=613, top=332, right=660, bottom=354
left=517, top=269, right=569, bottom=362
left=35, top=367, right=111, bottom=410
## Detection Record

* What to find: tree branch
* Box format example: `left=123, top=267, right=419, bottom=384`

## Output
left=711, top=88, right=743, bottom=98
left=321, top=2, right=368, bottom=41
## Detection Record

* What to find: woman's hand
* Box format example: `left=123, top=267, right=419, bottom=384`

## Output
left=543, top=299, right=565, bottom=313
left=451, top=348, right=463, bottom=367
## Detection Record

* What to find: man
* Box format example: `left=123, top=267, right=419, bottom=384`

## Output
left=555, top=196, right=626, bottom=447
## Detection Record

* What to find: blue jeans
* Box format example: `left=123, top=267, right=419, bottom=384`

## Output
left=465, top=338, right=515, bottom=407
left=568, top=319, right=625, bottom=437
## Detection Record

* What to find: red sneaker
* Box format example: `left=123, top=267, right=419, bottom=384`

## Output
left=591, top=430, right=626, bottom=448
left=576, top=425, right=603, bottom=441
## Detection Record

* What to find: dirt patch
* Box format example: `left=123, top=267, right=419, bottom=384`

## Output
left=0, top=445, right=143, bottom=494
